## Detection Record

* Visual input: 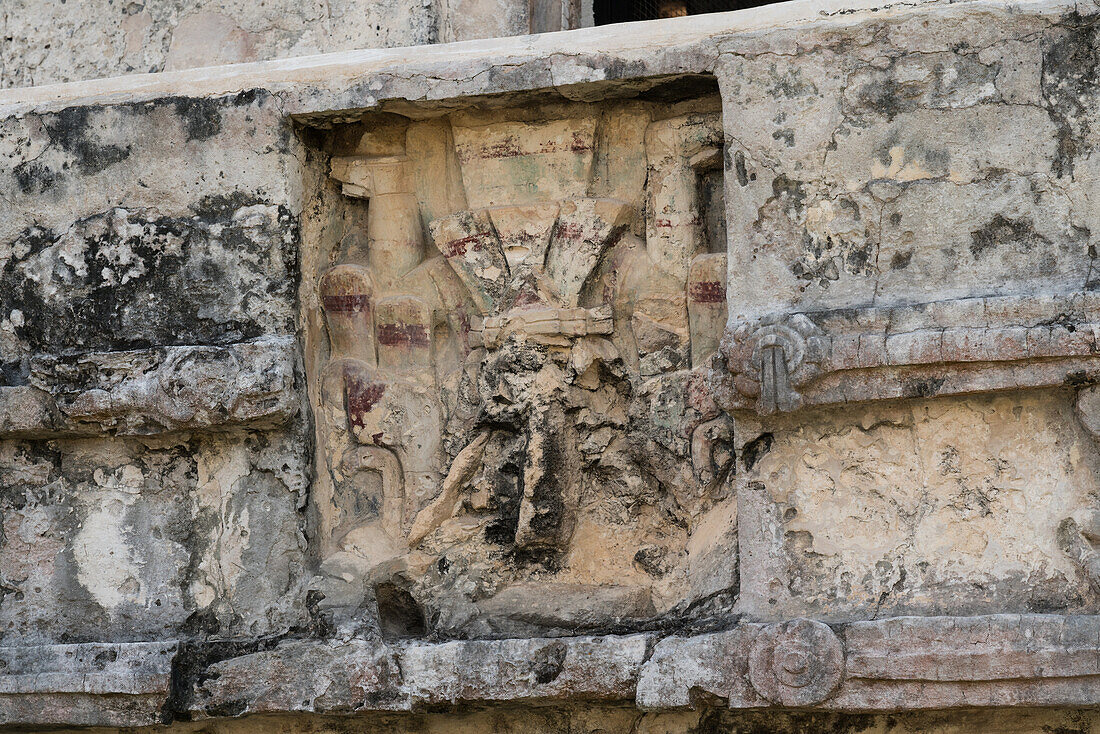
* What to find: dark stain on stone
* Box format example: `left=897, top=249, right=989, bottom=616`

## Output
left=202, top=699, right=247, bottom=718
left=163, top=635, right=282, bottom=723
left=531, top=640, right=567, bottom=684
left=523, top=407, right=569, bottom=542
left=742, top=432, right=773, bottom=471
left=733, top=150, right=749, bottom=187
left=1041, top=12, right=1100, bottom=178
left=17, top=89, right=270, bottom=191
left=483, top=431, right=528, bottom=549
left=231, top=88, right=264, bottom=107
left=969, top=214, right=1051, bottom=258
left=42, top=105, right=132, bottom=176
left=771, top=174, right=806, bottom=215
left=189, top=191, right=266, bottom=222
left=772, top=128, right=795, bottom=147
left=838, top=198, right=861, bottom=221
left=845, top=241, right=872, bottom=271
left=906, top=377, right=947, bottom=398
left=847, top=52, right=998, bottom=124
left=13, top=160, right=58, bottom=194
left=890, top=249, right=913, bottom=270
left=1065, top=370, right=1093, bottom=387
left=855, top=77, right=912, bottom=122
left=92, top=648, right=119, bottom=668
left=301, top=589, right=336, bottom=639
left=0, top=198, right=295, bottom=355
left=634, top=546, right=671, bottom=577
left=0, top=359, right=25, bottom=386
left=171, top=97, right=223, bottom=141
left=1044, top=312, right=1081, bottom=333
left=766, top=65, right=819, bottom=99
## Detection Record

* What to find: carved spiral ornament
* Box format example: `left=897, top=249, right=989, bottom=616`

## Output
left=747, top=619, right=844, bottom=706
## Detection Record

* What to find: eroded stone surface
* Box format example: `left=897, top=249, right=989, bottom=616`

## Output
left=305, top=94, right=735, bottom=642
left=5, top=0, right=1100, bottom=729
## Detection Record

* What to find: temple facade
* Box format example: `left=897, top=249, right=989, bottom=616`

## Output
left=4, top=0, right=1100, bottom=731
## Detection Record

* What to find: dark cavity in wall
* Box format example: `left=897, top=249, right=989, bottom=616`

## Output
left=594, top=0, right=782, bottom=24
left=374, top=582, right=427, bottom=639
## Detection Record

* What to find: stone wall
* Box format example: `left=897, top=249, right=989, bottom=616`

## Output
left=0, top=0, right=583, bottom=90
left=3, top=0, right=1100, bottom=731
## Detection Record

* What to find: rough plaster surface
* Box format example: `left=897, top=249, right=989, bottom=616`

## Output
left=0, top=0, right=438, bottom=90
left=0, top=0, right=576, bottom=91
left=4, top=0, right=1100, bottom=730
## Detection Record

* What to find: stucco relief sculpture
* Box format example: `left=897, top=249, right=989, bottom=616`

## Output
left=308, top=100, right=735, bottom=636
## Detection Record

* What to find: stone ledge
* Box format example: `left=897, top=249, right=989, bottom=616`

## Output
left=11, top=615, right=1100, bottom=727
left=0, top=0, right=1072, bottom=120
left=638, top=615, right=1100, bottom=710
left=0, top=336, right=298, bottom=438
left=188, top=634, right=651, bottom=718
left=180, top=614, right=1100, bottom=718
left=0, top=641, right=177, bottom=727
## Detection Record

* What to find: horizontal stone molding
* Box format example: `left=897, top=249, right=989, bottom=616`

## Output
left=0, top=336, right=298, bottom=438
left=0, top=641, right=177, bottom=727
left=723, top=293, right=1100, bottom=413
left=0, top=0, right=1070, bottom=121
left=167, top=614, right=1100, bottom=720
left=638, top=614, right=1100, bottom=710
left=13, top=615, right=1100, bottom=725
left=189, top=634, right=651, bottom=718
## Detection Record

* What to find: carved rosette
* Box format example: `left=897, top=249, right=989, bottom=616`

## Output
left=747, top=619, right=844, bottom=706
left=722, top=313, right=828, bottom=414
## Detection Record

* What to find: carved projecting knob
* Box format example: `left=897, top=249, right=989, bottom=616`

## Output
left=747, top=619, right=844, bottom=706
left=722, top=313, right=828, bottom=415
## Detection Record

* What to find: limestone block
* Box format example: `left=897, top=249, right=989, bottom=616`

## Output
left=191, top=639, right=402, bottom=717
left=0, top=641, right=176, bottom=727
left=738, top=391, right=1099, bottom=619
left=451, top=119, right=598, bottom=209
left=0, top=386, right=58, bottom=436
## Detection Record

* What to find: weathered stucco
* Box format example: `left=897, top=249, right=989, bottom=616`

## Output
left=5, top=0, right=1100, bottom=731
left=0, top=0, right=584, bottom=90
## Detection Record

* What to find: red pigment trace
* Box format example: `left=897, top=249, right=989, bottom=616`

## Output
left=322, top=294, right=370, bottom=313
left=689, top=281, right=726, bottom=303
left=377, top=323, right=431, bottom=347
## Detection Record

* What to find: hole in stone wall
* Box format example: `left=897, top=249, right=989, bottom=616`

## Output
left=697, top=166, right=726, bottom=254
left=594, top=0, right=782, bottom=24
left=374, top=582, right=427, bottom=639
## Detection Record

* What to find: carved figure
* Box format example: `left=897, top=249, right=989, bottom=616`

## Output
left=319, top=156, right=454, bottom=544
left=311, top=105, right=734, bottom=635
left=408, top=197, right=631, bottom=551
